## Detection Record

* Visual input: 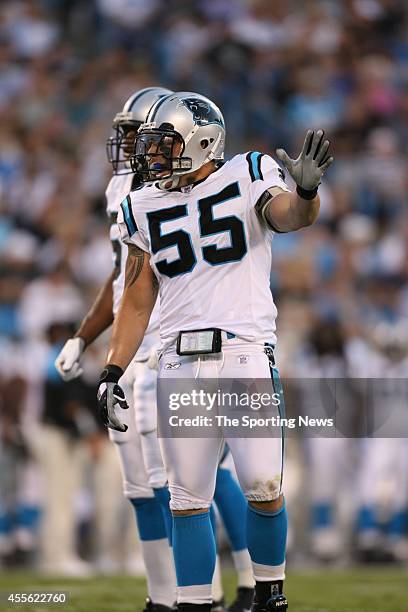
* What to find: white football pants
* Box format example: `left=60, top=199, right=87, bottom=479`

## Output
left=109, top=358, right=167, bottom=498
left=157, top=338, right=284, bottom=511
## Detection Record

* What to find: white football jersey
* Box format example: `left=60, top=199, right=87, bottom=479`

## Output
left=105, top=173, right=159, bottom=359
left=117, top=153, right=289, bottom=349
left=106, top=172, right=133, bottom=315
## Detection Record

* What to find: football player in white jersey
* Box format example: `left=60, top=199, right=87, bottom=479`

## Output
left=56, top=87, right=177, bottom=612
left=97, top=91, right=333, bottom=612
left=354, top=321, right=408, bottom=562
left=56, top=88, right=255, bottom=612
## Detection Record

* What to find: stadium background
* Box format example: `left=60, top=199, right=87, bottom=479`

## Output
left=0, top=0, right=407, bottom=605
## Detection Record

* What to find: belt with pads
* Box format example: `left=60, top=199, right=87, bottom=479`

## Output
left=176, top=328, right=276, bottom=362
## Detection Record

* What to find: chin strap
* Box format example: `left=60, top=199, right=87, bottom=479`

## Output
left=158, top=155, right=223, bottom=191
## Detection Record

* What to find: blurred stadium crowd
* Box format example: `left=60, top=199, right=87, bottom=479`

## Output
left=0, top=0, right=407, bottom=575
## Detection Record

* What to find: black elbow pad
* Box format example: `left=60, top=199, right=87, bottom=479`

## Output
left=254, top=190, right=287, bottom=233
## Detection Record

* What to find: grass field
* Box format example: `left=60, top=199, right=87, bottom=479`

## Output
left=0, top=568, right=407, bottom=612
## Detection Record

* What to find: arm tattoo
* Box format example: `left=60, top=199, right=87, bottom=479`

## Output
left=125, top=244, right=145, bottom=287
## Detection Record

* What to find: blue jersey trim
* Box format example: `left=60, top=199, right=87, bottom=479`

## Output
left=246, top=151, right=264, bottom=182
left=120, top=195, right=138, bottom=236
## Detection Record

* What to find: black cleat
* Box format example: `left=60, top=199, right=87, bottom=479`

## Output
left=265, top=594, right=288, bottom=611
left=251, top=594, right=288, bottom=612
left=252, top=580, right=287, bottom=612
left=228, top=587, right=254, bottom=612
left=143, top=598, right=174, bottom=612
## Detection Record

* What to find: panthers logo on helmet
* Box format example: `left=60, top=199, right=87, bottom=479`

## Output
left=181, top=98, right=224, bottom=127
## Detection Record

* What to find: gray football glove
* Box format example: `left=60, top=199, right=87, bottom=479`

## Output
left=97, top=365, right=128, bottom=432
left=276, top=129, right=333, bottom=196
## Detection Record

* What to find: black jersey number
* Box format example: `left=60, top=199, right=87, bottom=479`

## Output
left=147, top=182, right=247, bottom=278
left=147, top=205, right=197, bottom=277
left=199, top=182, right=247, bottom=265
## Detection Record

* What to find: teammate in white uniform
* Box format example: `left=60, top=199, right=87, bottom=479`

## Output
left=56, top=88, right=255, bottom=612
left=354, top=321, right=408, bottom=562
left=292, top=319, right=353, bottom=562
left=97, top=91, right=333, bottom=612
left=56, top=88, right=177, bottom=612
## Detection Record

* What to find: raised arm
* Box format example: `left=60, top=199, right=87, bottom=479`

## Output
left=257, top=130, right=333, bottom=233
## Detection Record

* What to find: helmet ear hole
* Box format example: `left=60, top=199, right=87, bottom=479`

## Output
left=200, top=139, right=209, bottom=149
left=210, top=138, right=214, bottom=143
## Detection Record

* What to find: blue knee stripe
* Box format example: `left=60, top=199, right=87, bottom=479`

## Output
left=153, top=486, right=173, bottom=545
left=218, top=443, right=230, bottom=465
left=130, top=497, right=167, bottom=542
left=214, top=467, right=247, bottom=551
left=247, top=502, right=287, bottom=566
left=173, top=511, right=216, bottom=587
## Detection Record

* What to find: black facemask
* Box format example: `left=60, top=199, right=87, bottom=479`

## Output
left=106, top=123, right=141, bottom=174
left=131, top=129, right=191, bottom=182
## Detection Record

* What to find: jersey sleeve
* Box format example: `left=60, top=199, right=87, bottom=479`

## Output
left=109, top=220, right=121, bottom=271
left=245, top=152, right=290, bottom=206
left=117, top=194, right=149, bottom=252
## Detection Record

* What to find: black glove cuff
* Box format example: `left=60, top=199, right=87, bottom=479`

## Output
left=296, top=184, right=319, bottom=200
left=99, top=364, right=124, bottom=385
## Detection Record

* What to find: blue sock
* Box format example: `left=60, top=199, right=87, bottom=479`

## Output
left=247, top=502, right=287, bottom=566
left=214, top=467, right=247, bottom=551
left=129, top=497, right=168, bottom=541
left=356, top=506, right=377, bottom=533
left=311, top=502, right=332, bottom=530
left=153, top=487, right=173, bottom=545
left=173, top=511, right=216, bottom=587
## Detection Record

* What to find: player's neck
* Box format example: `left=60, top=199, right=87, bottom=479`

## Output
left=177, top=161, right=217, bottom=188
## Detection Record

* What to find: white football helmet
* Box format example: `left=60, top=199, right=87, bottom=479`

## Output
left=106, top=86, right=173, bottom=174
left=132, top=91, right=225, bottom=188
